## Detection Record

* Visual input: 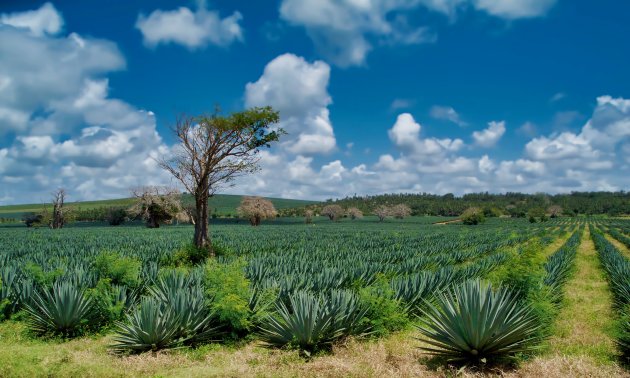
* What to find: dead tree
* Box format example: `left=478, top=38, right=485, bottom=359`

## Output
left=51, top=188, right=66, bottom=229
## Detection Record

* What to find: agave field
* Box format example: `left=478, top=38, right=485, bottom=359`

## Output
left=1, top=216, right=630, bottom=376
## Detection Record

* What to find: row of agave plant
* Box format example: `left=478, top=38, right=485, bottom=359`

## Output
left=0, top=222, right=581, bottom=365
left=590, top=226, right=630, bottom=362
left=415, top=228, right=582, bottom=364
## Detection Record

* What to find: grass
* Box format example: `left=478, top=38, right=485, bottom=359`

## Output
left=606, top=232, right=630, bottom=258
left=523, top=227, right=624, bottom=371
left=0, top=194, right=318, bottom=219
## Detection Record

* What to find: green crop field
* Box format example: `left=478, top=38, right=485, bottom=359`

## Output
left=1, top=217, right=630, bottom=377
left=0, top=194, right=317, bottom=220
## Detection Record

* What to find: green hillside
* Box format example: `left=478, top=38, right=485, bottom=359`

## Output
left=0, top=194, right=318, bottom=220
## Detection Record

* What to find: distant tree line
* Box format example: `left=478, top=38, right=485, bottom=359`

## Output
left=280, top=191, right=630, bottom=218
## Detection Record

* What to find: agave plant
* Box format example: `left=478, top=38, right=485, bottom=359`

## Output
left=25, top=281, right=94, bottom=337
left=259, top=290, right=368, bottom=353
left=110, top=297, right=182, bottom=354
left=259, top=291, right=336, bottom=352
left=417, top=280, right=539, bottom=364
left=111, top=287, right=218, bottom=354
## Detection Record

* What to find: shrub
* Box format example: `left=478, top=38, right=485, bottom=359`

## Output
left=88, top=279, right=141, bottom=326
left=25, top=281, right=94, bottom=337
left=461, top=207, right=485, bottom=225
left=22, top=263, right=63, bottom=288
left=105, top=207, right=127, bottom=226
left=94, top=251, right=141, bottom=287
left=358, top=276, right=410, bottom=336
left=417, top=280, right=539, bottom=364
left=172, top=244, right=209, bottom=266
left=205, top=258, right=252, bottom=335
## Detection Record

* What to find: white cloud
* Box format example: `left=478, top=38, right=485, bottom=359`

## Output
left=517, top=121, right=537, bottom=137
left=279, top=0, right=557, bottom=66
left=279, top=0, right=434, bottom=67
left=245, top=53, right=336, bottom=155
left=472, top=0, right=557, bottom=19
left=390, top=98, right=414, bottom=111
left=472, top=121, right=505, bottom=147
left=388, top=113, right=464, bottom=155
left=550, top=92, right=566, bottom=102
left=430, top=105, right=467, bottom=126
left=136, top=6, right=243, bottom=49
left=0, top=5, right=171, bottom=203
left=0, top=2, right=63, bottom=36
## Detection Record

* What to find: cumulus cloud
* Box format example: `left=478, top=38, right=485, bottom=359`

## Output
left=279, top=0, right=434, bottom=67
left=245, top=53, right=336, bottom=155
left=472, top=121, right=506, bottom=147
left=279, top=0, right=557, bottom=66
left=0, top=5, right=170, bottom=203
left=430, top=105, right=467, bottom=126
left=388, top=113, right=464, bottom=155
left=136, top=5, right=243, bottom=49
left=0, top=2, right=63, bottom=36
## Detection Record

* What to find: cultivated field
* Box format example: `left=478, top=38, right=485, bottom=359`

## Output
left=1, top=217, right=630, bottom=377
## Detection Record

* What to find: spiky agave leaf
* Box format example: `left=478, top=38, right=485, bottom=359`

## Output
left=325, top=290, right=371, bottom=338
left=167, top=287, right=219, bottom=345
left=110, top=297, right=182, bottom=354
left=259, top=290, right=337, bottom=352
left=417, top=280, right=539, bottom=364
left=25, top=281, right=94, bottom=337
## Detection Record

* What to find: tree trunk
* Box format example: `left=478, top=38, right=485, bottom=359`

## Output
left=193, top=190, right=212, bottom=255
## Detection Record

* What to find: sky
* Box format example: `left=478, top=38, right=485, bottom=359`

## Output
left=0, top=0, right=629, bottom=204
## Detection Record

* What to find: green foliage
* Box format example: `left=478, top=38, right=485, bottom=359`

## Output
left=87, top=279, right=140, bottom=326
left=22, top=263, right=63, bottom=288
left=461, top=207, right=486, bottom=225
left=94, top=251, right=141, bottom=287
left=205, top=258, right=252, bottom=334
left=417, top=280, right=540, bottom=364
left=358, top=275, right=410, bottom=337
left=615, top=306, right=630, bottom=365
left=172, top=244, right=209, bottom=266
left=24, top=281, right=94, bottom=337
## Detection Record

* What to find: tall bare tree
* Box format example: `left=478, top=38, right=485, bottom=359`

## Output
left=51, top=188, right=66, bottom=229
left=159, top=107, right=281, bottom=251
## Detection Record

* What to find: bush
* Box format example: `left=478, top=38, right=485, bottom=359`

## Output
left=205, top=258, right=252, bottom=335
left=22, top=263, right=63, bottom=288
left=106, top=207, right=127, bottom=226
left=461, top=207, right=485, bottom=225
left=358, top=275, right=410, bottom=337
left=94, top=251, right=141, bottom=287
left=88, top=279, right=141, bottom=327
left=172, top=244, right=209, bottom=266
left=417, top=280, right=539, bottom=365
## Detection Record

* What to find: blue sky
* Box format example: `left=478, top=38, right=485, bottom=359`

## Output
left=0, top=0, right=629, bottom=204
